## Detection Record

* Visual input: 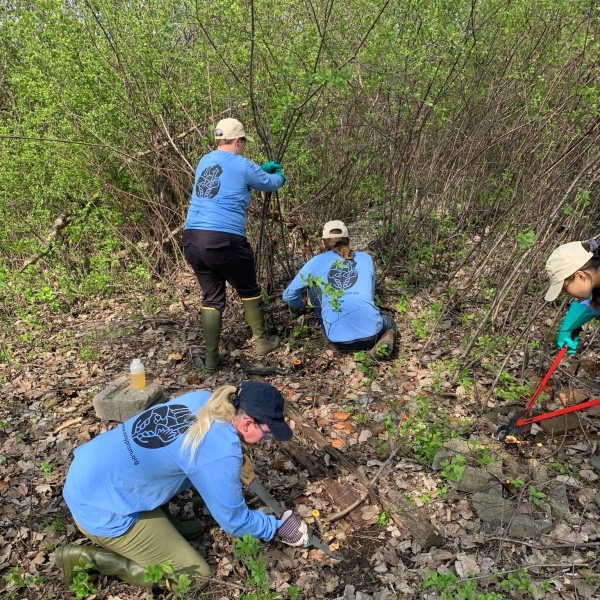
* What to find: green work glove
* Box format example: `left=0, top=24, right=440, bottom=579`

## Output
left=557, top=301, right=595, bottom=355
left=260, top=161, right=282, bottom=174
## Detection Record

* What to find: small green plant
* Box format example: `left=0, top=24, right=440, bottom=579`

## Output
left=510, top=477, right=525, bottom=489
left=497, top=569, right=534, bottom=594
left=78, top=345, right=99, bottom=362
left=395, top=296, right=410, bottom=313
left=528, top=486, right=547, bottom=506
left=144, top=560, right=191, bottom=598
left=40, top=461, right=53, bottom=477
left=375, top=438, right=390, bottom=454
left=551, top=461, right=579, bottom=477
left=516, top=229, right=535, bottom=250
left=473, top=446, right=495, bottom=469
left=423, top=568, right=543, bottom=599
left=0, top=419, right=9, bottom=431
left=354, top=413, right=369, bottom=425
left=292, top=324, right=307, bottom=339
left=235, top=533, right=300, bottom=599
left=376, top=508, right=391, bottom=526
left=494, top=372, right=534, bottom=402
left=354, top=350, right=377, bottom=391
left=400, top=393, right=469, bottom=465
left=0, top=344, right=14, bottom=363
left=440, top=454, right=466, bottom=482
left=43, top=517, right=65, bottom=534
left=69, top=558, right=97, bottom=599
left=3, top=567, right=46, bottom=597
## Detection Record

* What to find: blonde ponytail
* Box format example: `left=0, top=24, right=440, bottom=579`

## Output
left=182, top=385, right=237, bottom=455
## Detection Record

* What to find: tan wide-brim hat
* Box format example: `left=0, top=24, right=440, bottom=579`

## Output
left=545, top=241, right=593, bottom=301
left=214, top=118, right=254, bottom=143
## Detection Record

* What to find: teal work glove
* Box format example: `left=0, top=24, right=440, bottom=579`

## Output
left=557, top=301, right=595, bottom=355
left=274, top=165, right=287, bottom=183
left=260, top=161, right=282, bottom=174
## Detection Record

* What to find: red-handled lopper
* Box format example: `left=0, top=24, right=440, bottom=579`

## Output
left=496, top=346, right=600, bottom=441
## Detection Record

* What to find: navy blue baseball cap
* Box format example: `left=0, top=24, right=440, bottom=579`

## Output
left=236, top=381, right=292, bottom=441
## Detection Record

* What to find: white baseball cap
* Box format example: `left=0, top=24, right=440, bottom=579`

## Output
left=214, top=118, right=254, bottom=142
left=322, top=220, right=349, bottom=239
left=544, top=241, right=594, bottom=301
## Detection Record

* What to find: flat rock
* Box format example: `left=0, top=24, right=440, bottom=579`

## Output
left=472, top=486, right=516, bottom=531
left=507, top=512, right=553, bottom=538
left=93, top=375, right=167, bottom=422
left=540, top=414, right=581, bottom=435
left=452, top=467, right=494, bottom=493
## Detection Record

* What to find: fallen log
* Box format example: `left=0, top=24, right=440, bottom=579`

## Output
left=285, top=404, right=444, bottom=548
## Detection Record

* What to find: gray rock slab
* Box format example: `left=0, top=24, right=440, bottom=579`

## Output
left=545, top=481, right=569, bottom=519
left=442, top=439, right=472, bottom=454
left=453, top=467, right=495, bottom=493
left=93, top=376, right=167, bottom=422
left=472, top=486, right=516, bottom=532
left=507, top=512, right=553, bottom=538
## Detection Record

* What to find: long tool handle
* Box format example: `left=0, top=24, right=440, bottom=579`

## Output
left=523, top=346, right=568, bottom=415
left=517, top=397, right=600, bottom=427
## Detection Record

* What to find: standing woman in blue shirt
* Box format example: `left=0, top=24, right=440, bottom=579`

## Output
left=183, top=118, right=287, bottom=371
left=283, top=220, right=397, bottom=357
left=56, top=381, right=309, bottom=594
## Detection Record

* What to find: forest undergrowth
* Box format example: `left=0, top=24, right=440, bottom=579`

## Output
left=3, top=0, right=600, bottom=598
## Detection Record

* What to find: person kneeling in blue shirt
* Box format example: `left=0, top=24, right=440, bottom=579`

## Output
left=283, top=220, right=397, bottom=357
left=56, top=381, right=308, bottom=594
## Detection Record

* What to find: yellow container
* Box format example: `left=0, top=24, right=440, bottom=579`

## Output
left=130, top=358, right=146, bottom=389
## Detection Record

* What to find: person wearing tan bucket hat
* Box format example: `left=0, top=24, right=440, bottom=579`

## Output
left=544, top=239, right=600, bottom=355
left=182, top=118, right=286, bottom=371
left=282, top=220, right=397, bottom=358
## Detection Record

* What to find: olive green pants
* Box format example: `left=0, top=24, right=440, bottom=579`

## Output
left=76, top=507, right=211, bottom=589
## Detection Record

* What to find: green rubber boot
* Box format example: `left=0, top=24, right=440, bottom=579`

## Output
left=201, top=308, right=224, bottom=372
left=242, top=297, right=280, bottom=356
left=160, top=504, right=204, bottom=540
left=55, top=544, right=151, bottom=588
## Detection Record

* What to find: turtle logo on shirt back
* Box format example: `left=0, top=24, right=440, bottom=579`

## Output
left=327, top=258, right=358, bottom=290
left=131, top=404, right=197, bottom=449
left=195, top=164, right=223, bottom=199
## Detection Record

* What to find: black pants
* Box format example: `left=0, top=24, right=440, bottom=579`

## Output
left=308, top=285, right=397, bottom=351
left=182, top=229, right=261, bottom=311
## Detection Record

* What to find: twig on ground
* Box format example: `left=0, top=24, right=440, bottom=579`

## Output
left=326, top=444, right=402, bottom=522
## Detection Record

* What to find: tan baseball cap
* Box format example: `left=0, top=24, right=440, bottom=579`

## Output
left=214, top=118, right=254, bottom=142
left=322, top=220, right=349, bottom=239
left=544, top=241, right=593, bottom=301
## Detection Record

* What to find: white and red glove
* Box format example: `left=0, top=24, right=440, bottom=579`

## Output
left=275, top=511, right=311, bottom=547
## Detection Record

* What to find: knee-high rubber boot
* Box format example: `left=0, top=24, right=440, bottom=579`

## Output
left=160, top=504, right=204, bottom=540
left=242, top=297, right=280, bottom=356
left=55, top=544, right=151, bottom=588
left=201, top=308, right=224, bottom=372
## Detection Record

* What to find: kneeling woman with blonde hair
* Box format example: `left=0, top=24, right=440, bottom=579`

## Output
left=56, top=381, right=308, bottom=594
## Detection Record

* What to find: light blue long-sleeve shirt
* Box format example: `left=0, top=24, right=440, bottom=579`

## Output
left=185, top=150, right=285, bottom=236
left=283, top=250, right=383, bottom=342
left=580, top=294, right=600, bottom=316
left=63, top=392, right=281, bottom=540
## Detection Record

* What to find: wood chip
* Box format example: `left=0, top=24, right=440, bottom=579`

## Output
left=54, top=417, right=82, bottom=433
left=333, top=412, right=350, bottom=421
